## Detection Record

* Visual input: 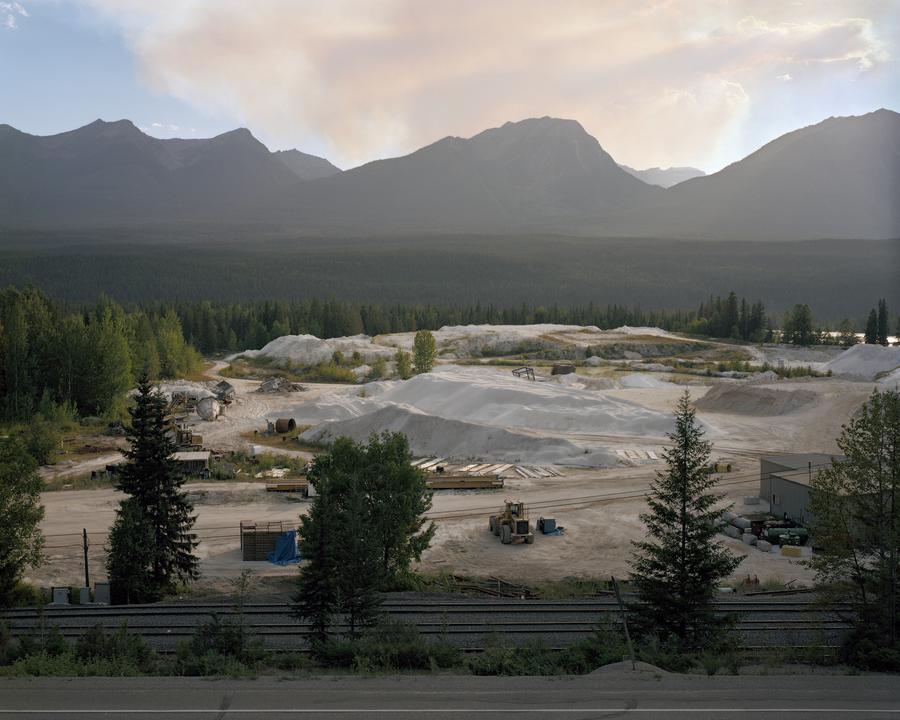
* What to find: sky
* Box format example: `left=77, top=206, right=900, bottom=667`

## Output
left=2, top=1, right=898, bottom=172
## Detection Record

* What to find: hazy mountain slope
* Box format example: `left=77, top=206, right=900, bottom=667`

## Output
left=619, top=165, right=706, bottom=187
left=1, top=111, right=897, bottom=240
left=632, top=109, right=900, bottom=240
left=0, top=120, right=302, bottom=222
left=273, top=149, right=342, bottom=180
left=279, top=117, right=662, bottom=231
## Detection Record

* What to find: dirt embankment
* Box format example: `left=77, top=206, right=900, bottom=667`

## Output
left=696, top=384, right=817, bottom=416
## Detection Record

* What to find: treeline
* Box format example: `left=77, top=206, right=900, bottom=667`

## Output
left=0, top=288, right=200, bottom=421
left=166, top=294, right=770, bottom=355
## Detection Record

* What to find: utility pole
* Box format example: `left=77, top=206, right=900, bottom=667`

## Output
left=82, top=528, right=90, bottom=590
left=611, top=575, right=636, bottom=670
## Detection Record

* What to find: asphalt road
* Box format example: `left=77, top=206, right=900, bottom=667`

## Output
left=2, top=669, right=900, bottom=719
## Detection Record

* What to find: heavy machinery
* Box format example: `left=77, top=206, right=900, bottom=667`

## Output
left=489, top=500, right=534, bottom=545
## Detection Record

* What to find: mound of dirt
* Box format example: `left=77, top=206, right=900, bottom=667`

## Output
left=695, top=384, right=817, bottom=416
left=824, top=344, right=900, bottom=380
left=376, top=366, right=673, bottom=436
left=300, top=404, right=619, bottom=466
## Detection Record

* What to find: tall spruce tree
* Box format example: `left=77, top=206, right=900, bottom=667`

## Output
left=294, top=478, right=339, bottom=642
left=865, top=309, right=879, bottom=344
left=106, top=498, right=156, bottom=604
left=115, top=374, right=198, bottom=597
left=808, top=389, right=900, bottom=668
left=877, top=299, right=889, bottom=346
left=631, top=391, right=741, bottom=649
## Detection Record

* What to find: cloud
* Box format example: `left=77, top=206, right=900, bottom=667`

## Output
left=1, top=1, right=28, bottom=29
left=81, top=0, right=897, bottom=169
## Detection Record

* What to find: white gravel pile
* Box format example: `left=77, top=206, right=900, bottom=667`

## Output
left=374, top=366, right=673, bottom=436
left=824, top=344, right=900, bottom=380
left=300, top=404, right=620, bottom=466
left=231, top=334, right=394, bottom=366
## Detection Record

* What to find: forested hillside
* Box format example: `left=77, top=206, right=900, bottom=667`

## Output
left=0, top=235, right=894, bottom=322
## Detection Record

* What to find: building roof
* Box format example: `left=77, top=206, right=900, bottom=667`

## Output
left=770, top=467, right=828, bottom=488
left=762, top=453, right=844, bottom=470
left=173, top=451, right=211, bottom=462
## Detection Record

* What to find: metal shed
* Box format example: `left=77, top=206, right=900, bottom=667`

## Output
left=173, top=450, right=211, bottom=477
left=759, top=453, right=844, bottom=526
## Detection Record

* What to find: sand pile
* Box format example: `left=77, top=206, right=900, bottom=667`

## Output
left=374, top=366, right=673, bottom=436
left=824, top=344, right=900, bottom=380
left=300, top=404, right=619, bottom=466
left=695, top=384, right=816, bottom=416
left=232, top=334, right=394, bottom=366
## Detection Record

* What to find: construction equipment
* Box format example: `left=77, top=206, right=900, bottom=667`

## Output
left=489, top=500, right=534, bottom=545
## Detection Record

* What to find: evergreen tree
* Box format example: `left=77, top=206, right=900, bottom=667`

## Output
left=877, top=299, right=889, bottom=346
left=333, top=473, right=382, bottom=637
left=106, top=498, right=156, bottom=604
left=0, top=438, right=44, bottom=606
left=865, top=309, right=879, bottom=344
left=294, top=479, right=338, bottom=642
left=630, top=391, right=741, bottom=649
left=808, top=390, right=900, bottom=667
left=116, top=374, right=198, bottom=596
left=413, top=330, right=437, bottom=374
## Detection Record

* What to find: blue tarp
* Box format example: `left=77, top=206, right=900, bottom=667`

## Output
left=267, top=530, right=301, bottom=565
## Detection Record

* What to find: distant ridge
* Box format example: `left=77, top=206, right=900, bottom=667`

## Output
left=619, top=165, right=706, bottom=188
left=1, top=110, right=898, bottom=240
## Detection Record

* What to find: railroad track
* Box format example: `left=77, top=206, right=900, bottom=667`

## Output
left=2, top=598, right=852, bottom=653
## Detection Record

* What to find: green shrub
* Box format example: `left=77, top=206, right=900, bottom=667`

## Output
left=635, top=636, right=696, bottom=673
left=313, top=621, right=461, bottom=672
left=24, top=414, right=60, bottom=465
left=0, top=652, right=147, bottom=677
left=73, top=624, right=158, bottom=673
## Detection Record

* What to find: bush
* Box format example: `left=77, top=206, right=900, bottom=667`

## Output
left=841, top=628, right=900, bottom=672
left=74, top=624, right=159, bottom=674
left=173, top=614, right=265, bottom=676
left=24, top=414, right=60, bottom=465
left=313, top=621, right=460, bottom=672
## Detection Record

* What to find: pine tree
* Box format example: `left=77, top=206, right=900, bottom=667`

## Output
left=294, top=476, right=339, bottom=642
left=865, top=309, right=879, bottom=344
left=877, top=299, right=889, bottom=346
left=808, top=390, right=900, bottom=666
left=630, top=391, right=741, bottom=649
left=116, top=374, right=198, bottom=596
left=333, top=473, right=382, bottom=637
left=413, top=330, right=437, bottom=374
left=0, top=438, right=44, bottom=607
left=106, top=498, right=156, bottom=604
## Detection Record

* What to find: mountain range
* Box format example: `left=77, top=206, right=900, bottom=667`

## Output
left=1, top=109, right=898, bottom=240
left=619, top=165, right=705, bottom=188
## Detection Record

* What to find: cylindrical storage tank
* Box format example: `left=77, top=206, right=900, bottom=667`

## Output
left=275, top=418, right=297, bottom=433
left=197, top=396, right=221, bottom=421
left=732, top=516, right=752, bottom=530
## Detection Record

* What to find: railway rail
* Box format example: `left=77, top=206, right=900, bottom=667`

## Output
left=2, top=598, right=852, bottom=653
